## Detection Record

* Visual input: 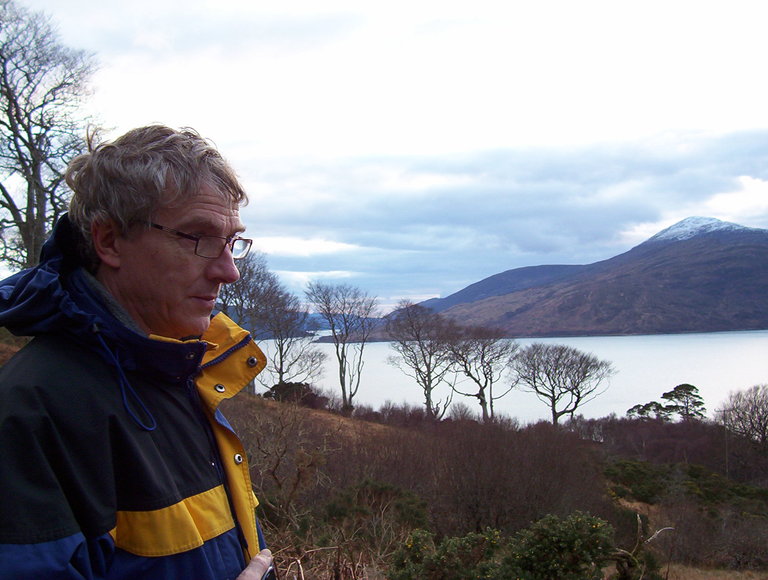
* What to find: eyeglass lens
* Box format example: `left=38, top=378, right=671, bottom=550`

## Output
left=230, top=238, right=251, bottom=259
left=196, top=236, right=251, bottom=259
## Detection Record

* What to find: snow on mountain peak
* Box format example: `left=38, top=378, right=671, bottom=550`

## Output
left=647, top=216, right=750, bottom=243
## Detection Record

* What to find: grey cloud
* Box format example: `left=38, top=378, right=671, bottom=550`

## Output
left=243, top=130, right=768, bottom=301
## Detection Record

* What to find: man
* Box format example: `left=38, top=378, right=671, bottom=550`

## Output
left=0, top=125, right=274, bottom=579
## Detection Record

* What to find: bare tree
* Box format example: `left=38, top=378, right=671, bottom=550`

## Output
left=254, top=290, right=326, bottom=388
left=218, top=252, right=279, bottom=326
left=717, top=384, right=768, bottom=451
left=231, top=399, right=338, bottom=531
left=385, top=300, right=457, bottom=420
left=305, top=281, right=378, bottom=414
left=511, top=343, right=614, bottom=425
left=449, top=325, right=519, bottom=423
left=219, top=252, right=326, bottom=389
left=0, top=0, right=96, bottom=269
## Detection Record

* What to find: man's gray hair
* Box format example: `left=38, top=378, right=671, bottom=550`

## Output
left=66, top=125, right=247, bottom=269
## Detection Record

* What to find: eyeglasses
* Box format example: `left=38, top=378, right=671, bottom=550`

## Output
left=150, top=223, right=253, bottom=260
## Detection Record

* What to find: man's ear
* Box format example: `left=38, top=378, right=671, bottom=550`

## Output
left=91, top=219, right=123, bottom=269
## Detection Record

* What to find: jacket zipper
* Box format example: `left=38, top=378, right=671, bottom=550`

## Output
left=185, top=376, right=251, bottom=558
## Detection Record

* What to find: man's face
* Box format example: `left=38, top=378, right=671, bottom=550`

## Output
left=102, top=185, right=244, bottom=339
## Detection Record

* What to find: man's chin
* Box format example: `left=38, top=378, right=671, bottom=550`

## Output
left=170, top=317, right=213, bottom=341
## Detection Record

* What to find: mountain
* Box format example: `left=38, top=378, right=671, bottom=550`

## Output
left=424, top=217, right=768, bottom=337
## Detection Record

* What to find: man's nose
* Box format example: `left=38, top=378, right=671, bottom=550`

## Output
left=207, top=247, right=241, bottom=284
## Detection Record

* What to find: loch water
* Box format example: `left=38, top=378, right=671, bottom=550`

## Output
left=301, top=330, right=768, bottom=423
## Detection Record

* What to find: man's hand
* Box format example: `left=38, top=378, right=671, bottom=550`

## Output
left=236, top=549, right=273, bottom=580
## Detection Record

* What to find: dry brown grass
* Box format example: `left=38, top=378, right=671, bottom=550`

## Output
left=661, top=564, right=768, bottom=579
left=0, top=341, right=20, bottom=365
left=601, top=564, right=767, bottom=580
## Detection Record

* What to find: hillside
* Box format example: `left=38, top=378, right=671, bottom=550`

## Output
left=221, top=392, right=768, bottom=577
left=425, top=217, right=768, bottom=336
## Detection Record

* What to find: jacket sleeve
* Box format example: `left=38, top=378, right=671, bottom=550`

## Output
left=0, top=532, right=114, bottom=580
left=0, top=361, right=117, bottom=579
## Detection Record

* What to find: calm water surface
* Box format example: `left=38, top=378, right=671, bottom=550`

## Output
left=266, top=331, right=768, bottom=424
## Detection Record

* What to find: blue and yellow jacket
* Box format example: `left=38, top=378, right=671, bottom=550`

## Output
left=0, top=216, right=267, bottom=579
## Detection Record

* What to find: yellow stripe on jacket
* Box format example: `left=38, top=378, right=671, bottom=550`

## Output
left=109, top=485, right=235, bottom=557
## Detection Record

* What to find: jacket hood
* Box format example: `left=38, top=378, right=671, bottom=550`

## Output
left=0, top=215, right=90, bottom=338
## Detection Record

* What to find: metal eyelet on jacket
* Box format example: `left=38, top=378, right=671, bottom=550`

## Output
left=234, top=453, right=244, bottom=465
left=214, top=384, right=226, bottom=393
left=246, top=356, right=259, bottom=367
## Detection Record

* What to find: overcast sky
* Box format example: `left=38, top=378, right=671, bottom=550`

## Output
left=19, top=0, right=768, bottom=312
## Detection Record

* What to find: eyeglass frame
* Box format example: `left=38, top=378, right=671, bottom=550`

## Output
left=149, top=222, right=253, bottom=260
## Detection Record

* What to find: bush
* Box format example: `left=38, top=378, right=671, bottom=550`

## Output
left=389, top=513, right=617, bottom=580
left=263, top=381, right=329, bottom=409
left=388, top=528, right=503, bottom=580
left=604, top=459, right=670, bottom=503
left=501, top=512, right=615, bottom=580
